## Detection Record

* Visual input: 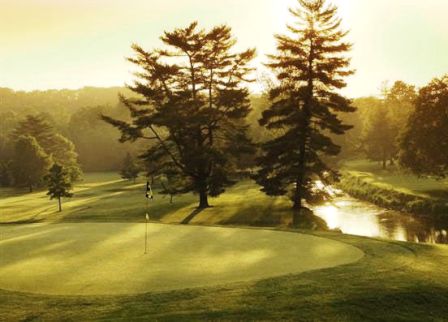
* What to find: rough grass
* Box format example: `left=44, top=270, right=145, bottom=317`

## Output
left=339, top=160, right=448, bottom=216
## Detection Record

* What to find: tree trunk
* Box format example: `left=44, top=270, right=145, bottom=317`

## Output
left=58, top=196, right=62, bottom=212
left=29, top=184, right=33, bottom=193
left=293, top=178, right=302, bottom=210
left=382, top=158, right=387, bottom=170
left=292, top=178, right=303, bottom=226
left=199, top=190, right=209, bottom=209
left=170, top=194, right=173, bottom=204
left=198, top=179, right=210, bottom=209
left=292, top=209, right=302, bottom=227
left=291, top=37, right=313, bottom=227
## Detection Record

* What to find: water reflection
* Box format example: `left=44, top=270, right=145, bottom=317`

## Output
left=313, top=195, right=448, bottom=245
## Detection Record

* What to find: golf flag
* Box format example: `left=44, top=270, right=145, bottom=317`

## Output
left=145, top=181, right=153, bottom=200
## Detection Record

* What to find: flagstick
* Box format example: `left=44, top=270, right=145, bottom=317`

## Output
left=145, top=197, right=148, bottom=254
left=144, top=217, right=148, bottom=254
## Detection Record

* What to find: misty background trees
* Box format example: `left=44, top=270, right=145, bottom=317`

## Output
left=400, top=75, right=448, bottom=177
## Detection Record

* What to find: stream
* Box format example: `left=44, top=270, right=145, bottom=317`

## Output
left=313, top=193, right=448, bottom=245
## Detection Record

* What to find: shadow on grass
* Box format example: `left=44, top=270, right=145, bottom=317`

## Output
left=0, top=218, right=44, bottom=225
left=421, top=189, right=448, bottom=200
left=66, top=232, right=427, bottom=321
left=180, top=208, right=205, bottom=225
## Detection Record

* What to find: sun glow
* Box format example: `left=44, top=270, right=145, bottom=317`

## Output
left=1, top=0, right=448, bottom=96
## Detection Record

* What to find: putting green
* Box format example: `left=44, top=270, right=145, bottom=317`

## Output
left=0, top=223, right=363, bottom=295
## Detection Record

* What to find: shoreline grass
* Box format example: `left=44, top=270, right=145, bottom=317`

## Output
left=338, top=160, right=448, bottom=216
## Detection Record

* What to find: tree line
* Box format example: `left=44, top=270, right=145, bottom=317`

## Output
left=1, top=0, right=446, bottom=223
left=104, top=0, right=447, bottom=223
left=0, top=115, right=81, bottom=192
left=102, top=0, right=356, bottom=220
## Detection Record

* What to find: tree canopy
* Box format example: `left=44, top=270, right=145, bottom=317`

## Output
left=12, top=135, right=52, bottom=192
left=400, top=75, right=448, bottom=177
left=103, top=22, right=256, bottom=208
left=45, top=163, right=73, bottom=212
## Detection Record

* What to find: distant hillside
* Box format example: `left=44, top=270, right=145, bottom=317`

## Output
left=0, top=86, right=130, bottom=117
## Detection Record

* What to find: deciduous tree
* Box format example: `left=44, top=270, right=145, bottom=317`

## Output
left=361, top=104, right=396, bottom=169
left=13, top=135, right=51, bottom=192
left=400, top=75, right=448, bottom=177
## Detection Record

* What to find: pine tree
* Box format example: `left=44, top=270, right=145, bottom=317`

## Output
left=255, top=0, right=355, bottom=224
left=45, top=164, right=73, bottom=212
left=120, top=153, right=140, bottom=182
left=103, top=22, right=255, bottom=209
left=14, top=114, right=82, bottom=180
left=13, top=135, right=52, bottom=192
left=399, top=75, right=448, bottom=177
left=13, top=114, right=55, bottom=149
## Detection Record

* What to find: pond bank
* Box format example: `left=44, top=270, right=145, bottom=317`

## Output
left=337, top=172, right=448, bottom=216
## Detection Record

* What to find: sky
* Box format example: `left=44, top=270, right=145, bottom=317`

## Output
left=1, top=0, right=448, bottom=98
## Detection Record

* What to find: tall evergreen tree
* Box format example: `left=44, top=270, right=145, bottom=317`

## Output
left=44, top=164, right=73, bottom=212
left=103, top=22, right=255, bottom=208
left=14, top=114, right=82, bottom=180
left=12, top=135, right=52, bottom=192
left=255, top=0, right=355, bottom=224
left=13, top=115, right=55, bottom=149
left=400, top=75, right=448, bottom=177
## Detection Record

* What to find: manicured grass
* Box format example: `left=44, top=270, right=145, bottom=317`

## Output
left=0, top=173, right=326, bottom=228
left=0, top=223, right=362, bottom=295
left=339, top=160, right=448, bottom=215
left=2, top=171, right=448, bottom=321
left=1, top=230, right=448, bottom=321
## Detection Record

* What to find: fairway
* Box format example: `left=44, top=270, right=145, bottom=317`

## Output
left=0, top=223, right=363, bottom=296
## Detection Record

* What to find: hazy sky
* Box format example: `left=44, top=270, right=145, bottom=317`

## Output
left=1, top=0, right=448, bottom=97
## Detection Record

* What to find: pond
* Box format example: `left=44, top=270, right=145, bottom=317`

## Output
left=313, top=193, right=448, bottom=245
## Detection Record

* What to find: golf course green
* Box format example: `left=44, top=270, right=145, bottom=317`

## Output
left=0, top=223, right=363, bottom=295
